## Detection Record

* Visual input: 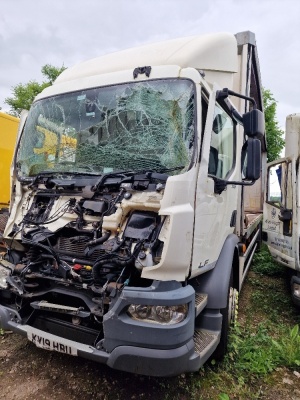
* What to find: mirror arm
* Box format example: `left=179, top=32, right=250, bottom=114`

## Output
left=216, top=88, right=257, bottom=109
left=230, top=179, right=256, bottom=186
left=212, top=177, right=256, bottom=195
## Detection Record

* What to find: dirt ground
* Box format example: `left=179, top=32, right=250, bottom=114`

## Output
left=0, top=274, right=300, bottom=400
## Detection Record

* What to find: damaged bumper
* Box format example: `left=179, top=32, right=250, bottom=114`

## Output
left=0, top=304, right=200, bottom=376
left=0, top=281, right=201, bottom=376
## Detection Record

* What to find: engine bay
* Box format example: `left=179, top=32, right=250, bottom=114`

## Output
left=0, top=171, right=167, bottom=344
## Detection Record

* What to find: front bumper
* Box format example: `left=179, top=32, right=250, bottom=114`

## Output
left=0, top=281, right=202, bottom=376
left=0, top=305, right=200, bottom=376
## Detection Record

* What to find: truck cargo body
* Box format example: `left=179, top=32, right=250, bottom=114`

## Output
left=0, top=112, right=19, bottom=246
left=0, top=31, right=265, bottom=376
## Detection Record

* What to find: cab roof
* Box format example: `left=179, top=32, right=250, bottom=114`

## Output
left=55, top=32, right=238, bottom=84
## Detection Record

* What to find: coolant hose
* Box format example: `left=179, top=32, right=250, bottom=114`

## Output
left=87, top=231, right=111, bottom=246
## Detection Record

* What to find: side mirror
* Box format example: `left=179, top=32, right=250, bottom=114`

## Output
left=243, top=109, right=265, bottom=140
left=214, top=138, right=261, bottom=194
left=242, top=138, right=261, bottom=181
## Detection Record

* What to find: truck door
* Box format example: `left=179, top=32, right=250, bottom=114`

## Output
left=263, top=158, right=296, bottom=268
left=192, top=88, right=239, bottom=275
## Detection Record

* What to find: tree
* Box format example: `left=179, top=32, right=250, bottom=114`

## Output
left=263, top=88, right=285, bottom=162
left=5, top=64, right=66, bottom=117
left=41, top=64, right=66, bottom=85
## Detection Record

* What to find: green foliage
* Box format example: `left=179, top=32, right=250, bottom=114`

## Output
left=248, top=246, right=294, bottom=322
left=219, top=394, right=230, bottom=400
left=5, top=64, right=66, bottom=117
left=249, top=284, right=291, bottom=322
left=226, top=323, right=278, bottom=375
left=5, top=80, right=49, bottom=117
left=41, top=64, right=66, bottom=84
left=251, top=244, right=285, bottom=276
left=272, top=324, right=300, bottom=367
left=263, top=88, right=285, bottom=162
left=224, top=322, right=300, bottom=378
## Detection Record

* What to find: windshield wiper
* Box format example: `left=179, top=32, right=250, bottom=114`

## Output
left=93, top=165, right=185, bottom=191
left=19, top=170, right=100, bottom=187
left=36, top=170, right=100, bottom=177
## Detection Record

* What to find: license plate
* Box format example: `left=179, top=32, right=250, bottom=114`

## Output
left=27, top=331, right=78, bottom=356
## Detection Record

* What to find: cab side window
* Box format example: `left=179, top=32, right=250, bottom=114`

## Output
left=208, top=104, right=235, bottom=179
left=267, top=161, right=292, bottom=209
left=267, top=161, right=293, bottom=236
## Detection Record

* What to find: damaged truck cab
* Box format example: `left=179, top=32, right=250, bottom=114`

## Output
left=0, top=31, right=265, bottom=376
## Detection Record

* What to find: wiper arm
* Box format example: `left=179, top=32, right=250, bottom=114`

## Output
left=92, top=170, right=135, bottom=191
left=36, top=170, right=100, bottom=176
left=133, top=166, right=185, bottom=183
left=19, top=170, right=100, bottom=187
left=93, top=166, right=185, bottom=190
left=151, top=165, right=185, bottom=174
left=18, top=171, right=55, bottom=185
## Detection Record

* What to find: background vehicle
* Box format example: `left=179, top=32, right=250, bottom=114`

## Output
left=0, top=112, right=19, bottom=248
left=263, top=113, right=300, bottom=307
left=0, top=31, right=265, bottom=376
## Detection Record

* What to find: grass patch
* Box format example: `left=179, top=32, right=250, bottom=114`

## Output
left=224, top=322, right=300, bottom=375
left=246, top=244, right=299, bottom=322
left=251, top=243, right=285, bottom=276
left=248, top=277, right=292, bottom=322
left=272, top=324, right=300, bottom=368
left=194, top=245, right=300, bottom=399
left=226, top=323, right=277, bottom=374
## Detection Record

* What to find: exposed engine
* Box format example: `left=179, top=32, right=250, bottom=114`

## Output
left=0, top=172, right=166, bottom=345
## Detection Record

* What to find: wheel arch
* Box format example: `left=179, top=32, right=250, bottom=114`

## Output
left=194, top=234, right=239, bottom=309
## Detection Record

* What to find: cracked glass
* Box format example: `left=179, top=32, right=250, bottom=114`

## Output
left=17, top=79, right=195, bottom=177
left=209, top=104, right=235, bottom=179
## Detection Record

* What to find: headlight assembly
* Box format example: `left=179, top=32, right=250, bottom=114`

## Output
left=127, top=303, right=188, bottom=325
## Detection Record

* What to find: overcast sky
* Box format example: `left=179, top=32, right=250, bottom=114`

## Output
left=1, top=0, right=299, bottom=128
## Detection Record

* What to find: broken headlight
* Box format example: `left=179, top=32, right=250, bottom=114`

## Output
left=127, top=304, right=188, bottom=325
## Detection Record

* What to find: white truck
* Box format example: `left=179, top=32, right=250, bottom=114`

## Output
left=263, top=113, right=300, bottom=307
left=0, top=31, right=265, bottom=376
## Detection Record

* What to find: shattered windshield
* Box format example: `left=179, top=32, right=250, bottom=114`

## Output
left=17, top=79, right=195, bottom=177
